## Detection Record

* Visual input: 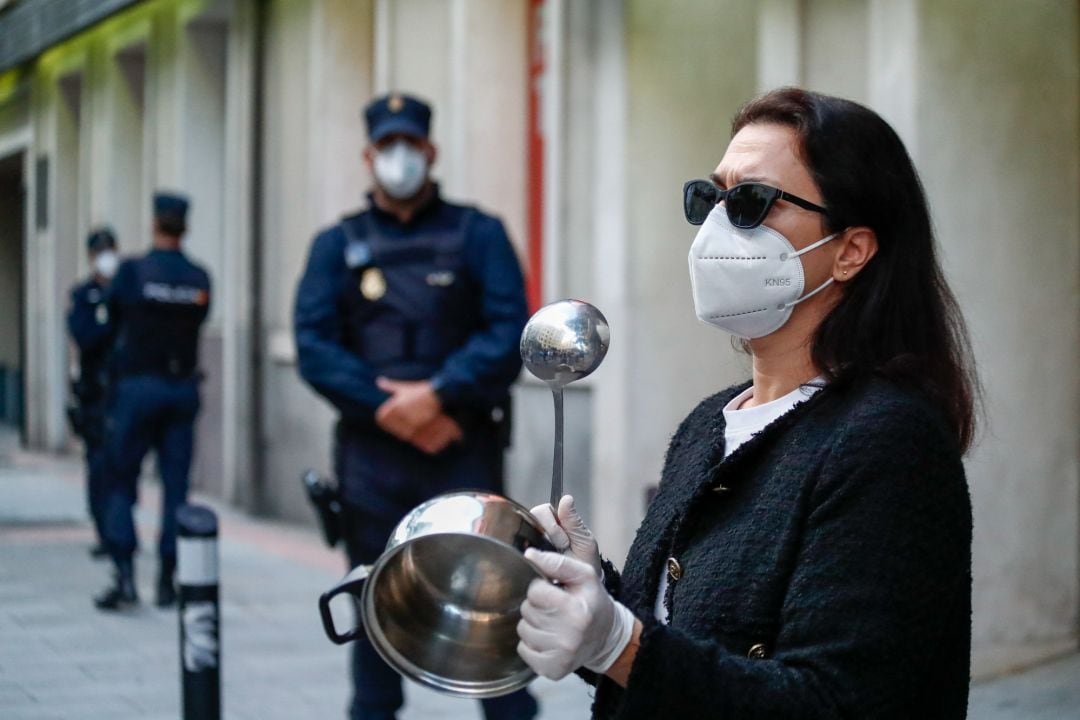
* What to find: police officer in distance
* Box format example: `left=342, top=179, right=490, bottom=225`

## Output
left=95, top=192, right=211, bottom=611
left=294, top=93, right=537, bottom=720
left=66, top=227, right=120, bottom=558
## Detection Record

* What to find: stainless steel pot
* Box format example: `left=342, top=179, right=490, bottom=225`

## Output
left=319, top=491, right=554, bottom=698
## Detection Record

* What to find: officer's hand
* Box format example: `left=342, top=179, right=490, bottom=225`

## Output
left=375, top=378, right=442, bottom=440
left=411, top=414, right=464, bottom=455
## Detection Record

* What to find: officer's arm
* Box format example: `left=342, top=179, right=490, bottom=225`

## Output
left=67, top=287, right=112, bottom=353
left=105, top=261, right=132, bottom=334
left=431, top=216, right=528, bottom=410
left=294, top=229, right=390, bottom=422
left=66, top=287, right=88, bottom=344
left=198, top=271, right=212, bottom=325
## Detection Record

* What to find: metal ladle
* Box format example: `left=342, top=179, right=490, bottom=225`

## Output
left=520, top=300, right=610, bottom=508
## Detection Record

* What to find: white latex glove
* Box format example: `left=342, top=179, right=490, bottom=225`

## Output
left=516, top=549, right=635, bottom=680
left=530, top=494, right=601, bottom=577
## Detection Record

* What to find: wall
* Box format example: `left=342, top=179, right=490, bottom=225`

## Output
left=917, top=0, right=1080, bottom=677
left=597, top=0, right=759, bottom=559
left=258, top=0, right=372, bottom=520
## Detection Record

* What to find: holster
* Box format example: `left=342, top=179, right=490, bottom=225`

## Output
left=301, top=469, right=343, bottom=548
left=68, top=378, right=106, bottom=444
left=66, top=404, right=86, bottom=438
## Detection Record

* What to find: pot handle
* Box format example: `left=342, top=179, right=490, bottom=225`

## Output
left=319, top=564, right=372, bottom=645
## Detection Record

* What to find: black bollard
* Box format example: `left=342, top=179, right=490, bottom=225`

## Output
left=177, top=504, right=221, bottom=720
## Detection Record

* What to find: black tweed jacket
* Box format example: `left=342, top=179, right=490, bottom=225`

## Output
left=588, top=377, right=972, bottom=719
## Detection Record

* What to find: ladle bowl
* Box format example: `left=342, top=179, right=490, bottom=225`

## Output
left=520, top=300, right=610, bottom=385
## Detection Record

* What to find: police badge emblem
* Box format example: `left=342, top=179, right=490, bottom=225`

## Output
left=426, top=271, right=455, bottom=287
left=388, top=94, right=404, bottom=113
left=360, top=267, right=387, bottom=301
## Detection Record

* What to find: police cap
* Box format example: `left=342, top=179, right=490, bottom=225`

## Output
left=153, top=192, right=190, bottom=224
left=86, top=227, right=117, bottom=252
left=364, top=93, right=431, bottom=143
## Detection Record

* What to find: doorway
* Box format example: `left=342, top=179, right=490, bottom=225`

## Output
left=0, top=150, right=27, bottom=443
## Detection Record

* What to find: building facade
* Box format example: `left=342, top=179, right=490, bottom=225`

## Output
left=0, top=0, right=1076, bottom=678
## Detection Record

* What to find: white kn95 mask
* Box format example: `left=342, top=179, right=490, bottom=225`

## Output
left=688, top=203, right=837, bottom=339
left=373, top=141, right=429, bottom=200
left=93, top=251, right=119, bottom=280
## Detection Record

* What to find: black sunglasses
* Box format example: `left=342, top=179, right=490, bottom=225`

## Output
left=682, top=179, right=827, bottom=228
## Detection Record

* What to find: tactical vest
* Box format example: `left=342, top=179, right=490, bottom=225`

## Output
left=116, top=255, right=209, bottom=378
left=340, top=209, right=481, bottom=380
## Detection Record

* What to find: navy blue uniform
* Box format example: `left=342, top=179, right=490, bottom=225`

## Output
left=295, top=189, right=532, bottom=720
left=66, top=278, right=114, bottom=544
left=102, top=249, right=211, bottom=565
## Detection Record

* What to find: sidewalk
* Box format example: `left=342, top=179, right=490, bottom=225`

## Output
left=2, top=434, right=1078, bottom=719
left=0, top=433, right=593, bottom=720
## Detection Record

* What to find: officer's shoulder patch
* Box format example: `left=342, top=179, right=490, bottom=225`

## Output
left=345, top=241, right=373, bottom=269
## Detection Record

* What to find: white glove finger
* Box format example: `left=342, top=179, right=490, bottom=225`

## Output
left=519, top=598, right=569, bottom=631
left=517, top=641, right=572, bottom=681
left=557, top=495, right=590, bottom=536
left=559, top=495, right=600, bottom=556
left=516, top=617, right=564, bottom=651
left=519, top=599, right=551, bottom=628
left=520, top=594, right=570, bottom=633
left=525, top=577, right=574, bottom=609
left=531, top=503, right=571, bottom=551
left=525, top=548, right=595, bottom=586
left=530, top=502, right=556, bottom=527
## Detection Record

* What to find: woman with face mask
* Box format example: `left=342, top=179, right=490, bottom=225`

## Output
left=516, top=87, right=978, bottom=719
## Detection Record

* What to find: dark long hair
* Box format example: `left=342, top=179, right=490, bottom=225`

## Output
left=733, top=87, right=979, bottom=452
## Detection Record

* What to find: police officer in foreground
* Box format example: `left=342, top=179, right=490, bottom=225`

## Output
left=294, top=93, right=536, bottom=720
left=66, top=228, right=120, bottom=558
left=95, top=192, right=211, bottom=611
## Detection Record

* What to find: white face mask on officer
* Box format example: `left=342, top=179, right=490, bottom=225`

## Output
left=688, top=204, right=838, bottom=339
left=373, top=140, right=429, bottom=200
left=93, top=251, right=119, bottom=280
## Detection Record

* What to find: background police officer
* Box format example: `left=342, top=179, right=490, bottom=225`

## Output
left=95, top=192, right=211, bottom=611
left=66, top=227, right=120, bottom=558
left=294, top=93, right=536, bottom=720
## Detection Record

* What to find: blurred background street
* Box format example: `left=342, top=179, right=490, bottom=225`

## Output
left=0, top=427, right=594, bottom=719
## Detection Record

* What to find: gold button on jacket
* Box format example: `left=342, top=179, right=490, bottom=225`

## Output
left=747, top=643, right=768, bottom=659
left=666, top=557, right=683, bottom=581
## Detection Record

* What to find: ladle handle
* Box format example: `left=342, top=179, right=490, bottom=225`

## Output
left=319, top=564, right=372, bottom=645
left=550, top=385, right=564, bottom=509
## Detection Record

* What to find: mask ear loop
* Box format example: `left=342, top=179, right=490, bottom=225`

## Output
left=779, top=232, right=839, bottom=310
left=778, top=232, right=837, bottom=262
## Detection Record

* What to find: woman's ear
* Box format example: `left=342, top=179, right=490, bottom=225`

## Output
left=833, top=226, right=878, bottom=282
